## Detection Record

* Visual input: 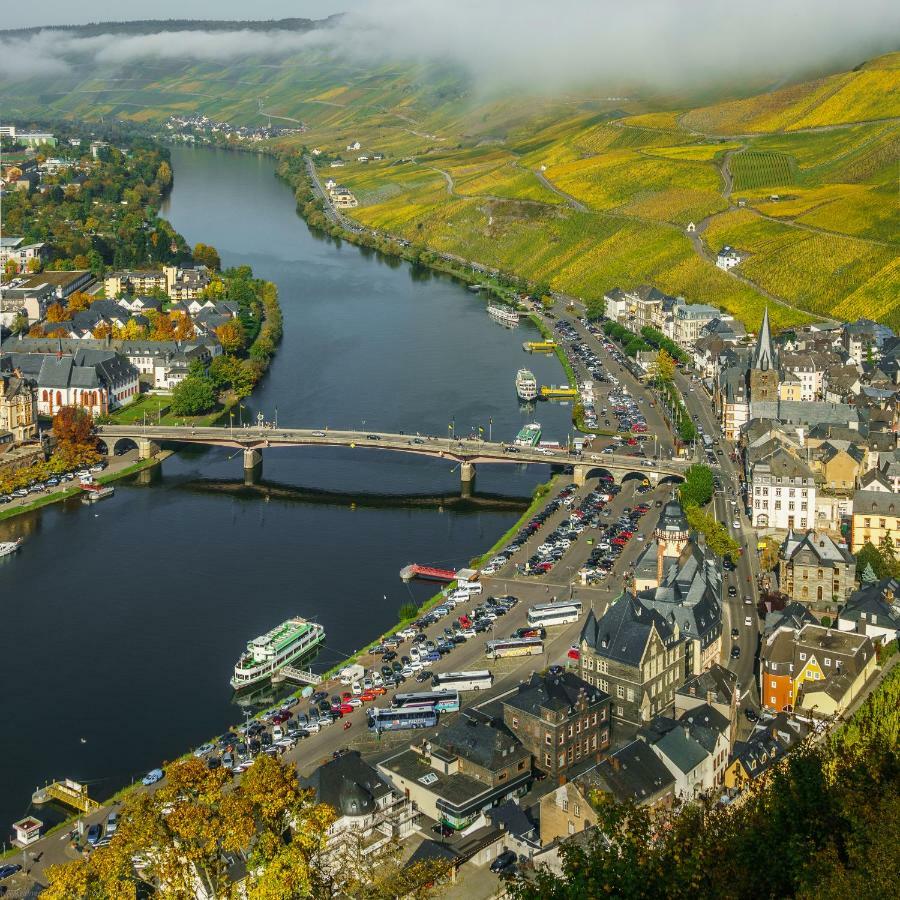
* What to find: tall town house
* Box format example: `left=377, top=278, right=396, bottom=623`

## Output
left=502, top=671, right=611, bottom=782
left=0, top=370, right=39, bottom=443
left=579, top=594, right=684, bottom=726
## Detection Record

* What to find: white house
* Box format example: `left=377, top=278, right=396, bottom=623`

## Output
left=716, top=246, right=745, bottom=270
left=346, top=141, right=361, bottom=151
left=750, top=448, right=817, bottom=532
left=644, top=704, right=731, bottom=799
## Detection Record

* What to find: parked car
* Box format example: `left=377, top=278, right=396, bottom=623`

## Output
left=490, top=850, right=517, bottom=874
left=141, top=768, right=164, bottom=786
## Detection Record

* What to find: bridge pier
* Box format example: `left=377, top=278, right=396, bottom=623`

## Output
left=573, top=464, right=588, bottom=487
left=137, top=438, right=159, bottom=460
left=460, top=461, right=475, bottom=486
left=243, top=448, right=263, bottom=484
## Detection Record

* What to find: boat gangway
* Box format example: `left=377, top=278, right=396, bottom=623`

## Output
left=278, top=666, right=322, bottom=685
left=400, top=564, right=459, bottom=583
left=523, top=340, right=557, bottom=353
left=32, top=779, right=100, bottom=813
left=540, top=385, right=578, bottom=398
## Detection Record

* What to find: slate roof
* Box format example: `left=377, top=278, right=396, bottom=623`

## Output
left=751, top=400, right=860, bottom=427
left=676, top=664, right=737, bottom=707
left=838, top=578, right=900, bottom=633
left=763, top=602, right=819, bottom=637
left=485, top=800, right=537, bottom=840
left=730, top=713, right=809, bottom=780
left=586, top=739, right=675, bottom=805
left=652, top=723, right=709, bottom=774
left=581, top=594, right=680, bottom=668
left=299, top=750, right=392, bottom=818
left=853, top=490, right=900, bottom=517
left=780, top=530, right=854, bottom=567
left=638, top=544, right=722, bottom=648
left=433, top=715, right=524, bottom=771
left=503, top=671, right=608, bottom=721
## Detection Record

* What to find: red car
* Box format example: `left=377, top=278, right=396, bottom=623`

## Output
left=360, top=691, right=376, bottom=703
left=612, top=537, right=627, bottom=546
left=458, top=615, right=472, bottom=629
left=626, top=438, right=638, bottom=446
left=339, top=703, right=354, bottom=714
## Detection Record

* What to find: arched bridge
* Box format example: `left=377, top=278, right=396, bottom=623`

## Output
left=96, top=424, right=693, bottom=487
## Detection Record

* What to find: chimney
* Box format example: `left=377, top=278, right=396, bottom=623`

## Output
left=656, top=540, right=665, bottom=584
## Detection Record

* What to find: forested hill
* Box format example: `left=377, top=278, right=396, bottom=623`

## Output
left=0, top=17, right=334, bottom=38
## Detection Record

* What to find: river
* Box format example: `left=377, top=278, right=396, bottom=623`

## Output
left=0, top=146, right=570, bottom=832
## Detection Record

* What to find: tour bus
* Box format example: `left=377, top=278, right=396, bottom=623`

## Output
left=392, top=690, right=461, bottom=713
left=526, top=601, right=584, bottom=628
left=367, top=704, right=438, bottom=733
left=431, top=670, right=494, bottom=692
left=485, top=637, right=544, bottom=659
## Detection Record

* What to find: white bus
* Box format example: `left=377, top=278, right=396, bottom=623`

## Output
left=527, top=601, right=583, bottom=628
left=485, top=637, right=544, bottom=659
left=392, top=690, right=461, bottom=713
left=431, top=670, right=494, bottom=692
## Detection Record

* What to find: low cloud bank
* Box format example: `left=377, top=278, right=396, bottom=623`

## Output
left=1, top=1, right=897, bottom=90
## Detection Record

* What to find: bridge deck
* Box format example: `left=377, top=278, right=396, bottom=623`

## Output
left=97, top=424, right=691, bottom=478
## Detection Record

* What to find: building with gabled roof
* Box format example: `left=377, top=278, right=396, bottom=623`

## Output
left=778, top=529, right=856, bottom=608
left=583, top=738, right=676, bottom=812
left=724, top=713, right=809, bottom=792
left=578, top=594, right=684, bottom=726
left=837, top=578, right=900, bottom=644
left=502, top=671, right=610, bottom=780
left=378, top=714, right=532, bottom=832
left=760, top=623, right=875, bottom=716
left=300, top=750, right=419, bottom=884
left=638, top=702, right=731, bottom=798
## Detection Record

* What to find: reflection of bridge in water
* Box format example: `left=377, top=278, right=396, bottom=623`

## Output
left=182, top=477, right=531, bottom=510
left=97, top=424, right=690, bottom=488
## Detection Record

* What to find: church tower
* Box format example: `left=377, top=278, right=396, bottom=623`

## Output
left=748, top=306, right=779, bottom=402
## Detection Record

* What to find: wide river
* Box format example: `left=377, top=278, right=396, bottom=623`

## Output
left=0, top=146, right=570, bottom=831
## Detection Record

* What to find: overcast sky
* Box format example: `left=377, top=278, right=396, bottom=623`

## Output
left=5, top=1, right=347, bottom=29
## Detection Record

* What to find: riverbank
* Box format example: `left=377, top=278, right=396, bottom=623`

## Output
left=0, top=453, right=170, bottom=523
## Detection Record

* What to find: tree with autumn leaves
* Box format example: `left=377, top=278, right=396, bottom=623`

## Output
left=51, top=405, right=100, bottom=469
left=44, top=755, right=353, bottom=900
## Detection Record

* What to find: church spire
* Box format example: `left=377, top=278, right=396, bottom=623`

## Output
left=753, top=305, right=773, bottom=371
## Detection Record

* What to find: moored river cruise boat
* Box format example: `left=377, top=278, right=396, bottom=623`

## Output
left=231, top=617, right=325, bottom=690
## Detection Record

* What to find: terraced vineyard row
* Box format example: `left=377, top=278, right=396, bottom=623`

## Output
left=730, top=151, right=797, bottom=191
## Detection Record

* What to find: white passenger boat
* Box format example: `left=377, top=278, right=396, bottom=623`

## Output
left=515, top=368, right=538, bottom=401
left=488, top=305, right=520, bottom=328
left=231, top=617, right=325, bottom=690
left=0, top=539, right=22, bottom=558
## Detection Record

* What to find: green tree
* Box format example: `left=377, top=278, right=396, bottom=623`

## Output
left=679, top=464, right=713, bottom=507
left=678, top=416, right=697, bottom=444
left=398, top=602, right=418, bottom=620
left=877, top=534, right=900, bottom=577
left=685, top=504, right=740, bottom=561
left=170, top=374, right=216, bottom=416
left=856, top=541, right=889, bottom=580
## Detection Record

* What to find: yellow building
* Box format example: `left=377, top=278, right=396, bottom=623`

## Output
left=792, top=624, right=875, bottom=718
left=0, top=372, right=38, bottom=443
left=851, top=491, right=900, bottom=553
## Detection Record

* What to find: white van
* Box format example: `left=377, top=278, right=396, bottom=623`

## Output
left=459, top=582, right=483, bottom=596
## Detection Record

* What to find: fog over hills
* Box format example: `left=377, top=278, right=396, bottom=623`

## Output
left=1, top=0, right=898, bottom=92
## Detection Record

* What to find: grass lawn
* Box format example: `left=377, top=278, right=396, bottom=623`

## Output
left=105, top=394, right=172, bottom=425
